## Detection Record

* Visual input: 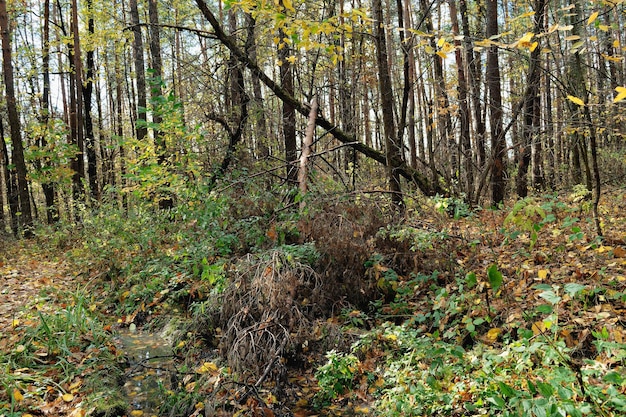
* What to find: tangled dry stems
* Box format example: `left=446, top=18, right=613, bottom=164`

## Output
left=220, top=249, right=324, bottom=377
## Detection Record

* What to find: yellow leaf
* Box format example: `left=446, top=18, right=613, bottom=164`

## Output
left=15, top=344, right=25, bottom=353
left=529, top=41, right=539, bottom=52
left=437, top=37, right=446, bottom=47
left=195, top=402, right=204, bottom=410
left=176, top=340, right=186, bottom=349
left=282, top=0, right=295, bottom=12
left=532, top=321, right=546, bottom=335
left=484, top=328, right=502, bottom=344
left=537, top=269, right=549, bottom=280
left=436, top=51, right=447, bottom=59
left=13, top=388, right=24, bottom=402
left=130, top=411, right=144, bottom=417
left=63, top=393, right=74, bottom=402
left=587, top=11, right=599, bottom=25
left=567, top=95, right=585, bottom=106
left=565, top=35, right=581, bottom=41
left=196, top=361, right=218, bottom=374
left=23, top=414, right=35, bottom=417
left=12, top=318, right=19, bottom=327
left=598, top=24, right=609, bottom=31
left=613, top=86, right=626, bottom=103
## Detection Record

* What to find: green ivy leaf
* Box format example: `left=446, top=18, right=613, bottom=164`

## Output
left=487, top=264, right=503, bottom=293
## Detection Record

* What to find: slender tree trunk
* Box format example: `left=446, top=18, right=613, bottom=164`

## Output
left=449, top=0, right=472, bottom=200
left=147, top=0, right=172, bottom=209
left=460, top=0, right=485, bottom=171
left=486, top=0, right=505, bottom=205
left=70, top=0, right=85, bottom=204
left=517, top=0, right=546, bottom=197
left=129, top=0, right=147, bottom=142
left=0, top=0, right=33, bottom=235
left=41, top=0, right=58, bottom=223
left=373, top=0, right=404, bottom=211
left=244, top=14, right=269, bottom=159
left=277, top=2, right=297, bottom=185
left=421, top=0, right=454, bottom=181
left=84, top=0, right=99, bottom=201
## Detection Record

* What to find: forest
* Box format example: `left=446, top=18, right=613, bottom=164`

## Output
left=1, top=0, right=625, bottom=415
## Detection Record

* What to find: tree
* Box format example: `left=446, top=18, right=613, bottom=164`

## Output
left=0, top=0, right=33, bottom=235
left=129, top=0, right=147, bottom=142
left=485, top=0, right=505, bottom=205
left=516, top=0, right=547, bottom=198
left=277, top=0, right=298, bottom=185
left=373, top=0, right=404, bottom=211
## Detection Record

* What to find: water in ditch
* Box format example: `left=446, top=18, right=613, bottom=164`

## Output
left=118, top=330, right=176, bottom=416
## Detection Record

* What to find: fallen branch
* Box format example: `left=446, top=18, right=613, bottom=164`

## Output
left=194, top=0, right=442, bottom=197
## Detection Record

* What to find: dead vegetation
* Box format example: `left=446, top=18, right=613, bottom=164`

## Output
left=219, top=248, right=325, bottom=378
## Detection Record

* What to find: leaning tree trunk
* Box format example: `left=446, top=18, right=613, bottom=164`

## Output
left=195, top=0, right=441, bottom=196
left=0, top=0, right=33, bottom=236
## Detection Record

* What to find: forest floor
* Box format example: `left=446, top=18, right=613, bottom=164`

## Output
left=1, top=187, right=626, bottom=417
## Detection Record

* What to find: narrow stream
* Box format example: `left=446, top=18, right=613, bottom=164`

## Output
left=118, top=330, right=175, bottom=416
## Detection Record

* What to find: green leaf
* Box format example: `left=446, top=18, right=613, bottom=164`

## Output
left=564, top=283, right=586, bottom=298
left=487, top=264, right=503, bottom=293
left=538, top=290, right=561, bottom=305
left=536, top=304, right=554, bottom=314
left=536, top=381, right=554, bottom=398
left=487, top=395, right=506, bottom=409
left=498, top=381, right=515, bottom=398
left=466, top=272, right=477, bottom=288
left=604, top=371, right=624, bottom=385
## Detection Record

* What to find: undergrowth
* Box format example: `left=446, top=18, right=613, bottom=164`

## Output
left=15, top=179, right=626, bottom=416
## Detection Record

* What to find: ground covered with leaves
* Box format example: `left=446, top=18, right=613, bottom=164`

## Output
left=1, top=183, right=626, bottom=417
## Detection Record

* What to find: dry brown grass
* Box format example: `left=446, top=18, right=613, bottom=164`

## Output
left=219, top=249, right=324, bottom=377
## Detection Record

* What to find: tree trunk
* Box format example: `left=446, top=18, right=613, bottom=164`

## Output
left=460, top=0, right=485, bottom=171
left=486, top=0, right=505, bottom=205
left=129, top=0, right=147, bottom=142
left=516, top=0, right=546, bottom=197
left=195, top=0, right=440, bottom=196
left=277, top=1, right=298, bottom=185
left=70, top=0, right=85, bottom=204
left=373, top=0, right=404, bottom=211
left=0, top=0, right=33, bottom=236
left=84, top=0, right=99, bottom=201
left=449, top=0, right=472, bottom=200
left=41, top=0, right=58, bottom=223
left=244, top=14, right=270, bottom=159
left=147, top=0, right=172, bottom=209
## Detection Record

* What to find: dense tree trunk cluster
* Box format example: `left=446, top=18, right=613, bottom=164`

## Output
left=0, top=0, right=624, bottom=234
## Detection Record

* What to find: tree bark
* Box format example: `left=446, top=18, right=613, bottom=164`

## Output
left=40, top=0, right=58, bottom=223
left=84, top=0, right=99, bottom=201
left=129, top=0, right=147, bottom=142
left=486, top=0, right=505, bottom=205
left=0, top=0, right=33, bottom=236
left=449, top=0, right=472, bottom=200
left=516, top=0, right=546, bottom=198
left=373, top=0, right=404, bottom=211
left=277, top=1, right=298, bottom=185
left=70, top=0, right=85, bottom=204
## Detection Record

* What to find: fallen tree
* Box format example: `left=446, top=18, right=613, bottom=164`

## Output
left=195, top=0, right=442, bottom=197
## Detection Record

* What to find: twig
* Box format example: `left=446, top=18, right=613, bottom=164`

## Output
left=238, top=336, right=289, bottom=404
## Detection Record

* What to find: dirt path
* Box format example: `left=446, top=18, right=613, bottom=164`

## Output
left=0, top=242, right=72, bottom=342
